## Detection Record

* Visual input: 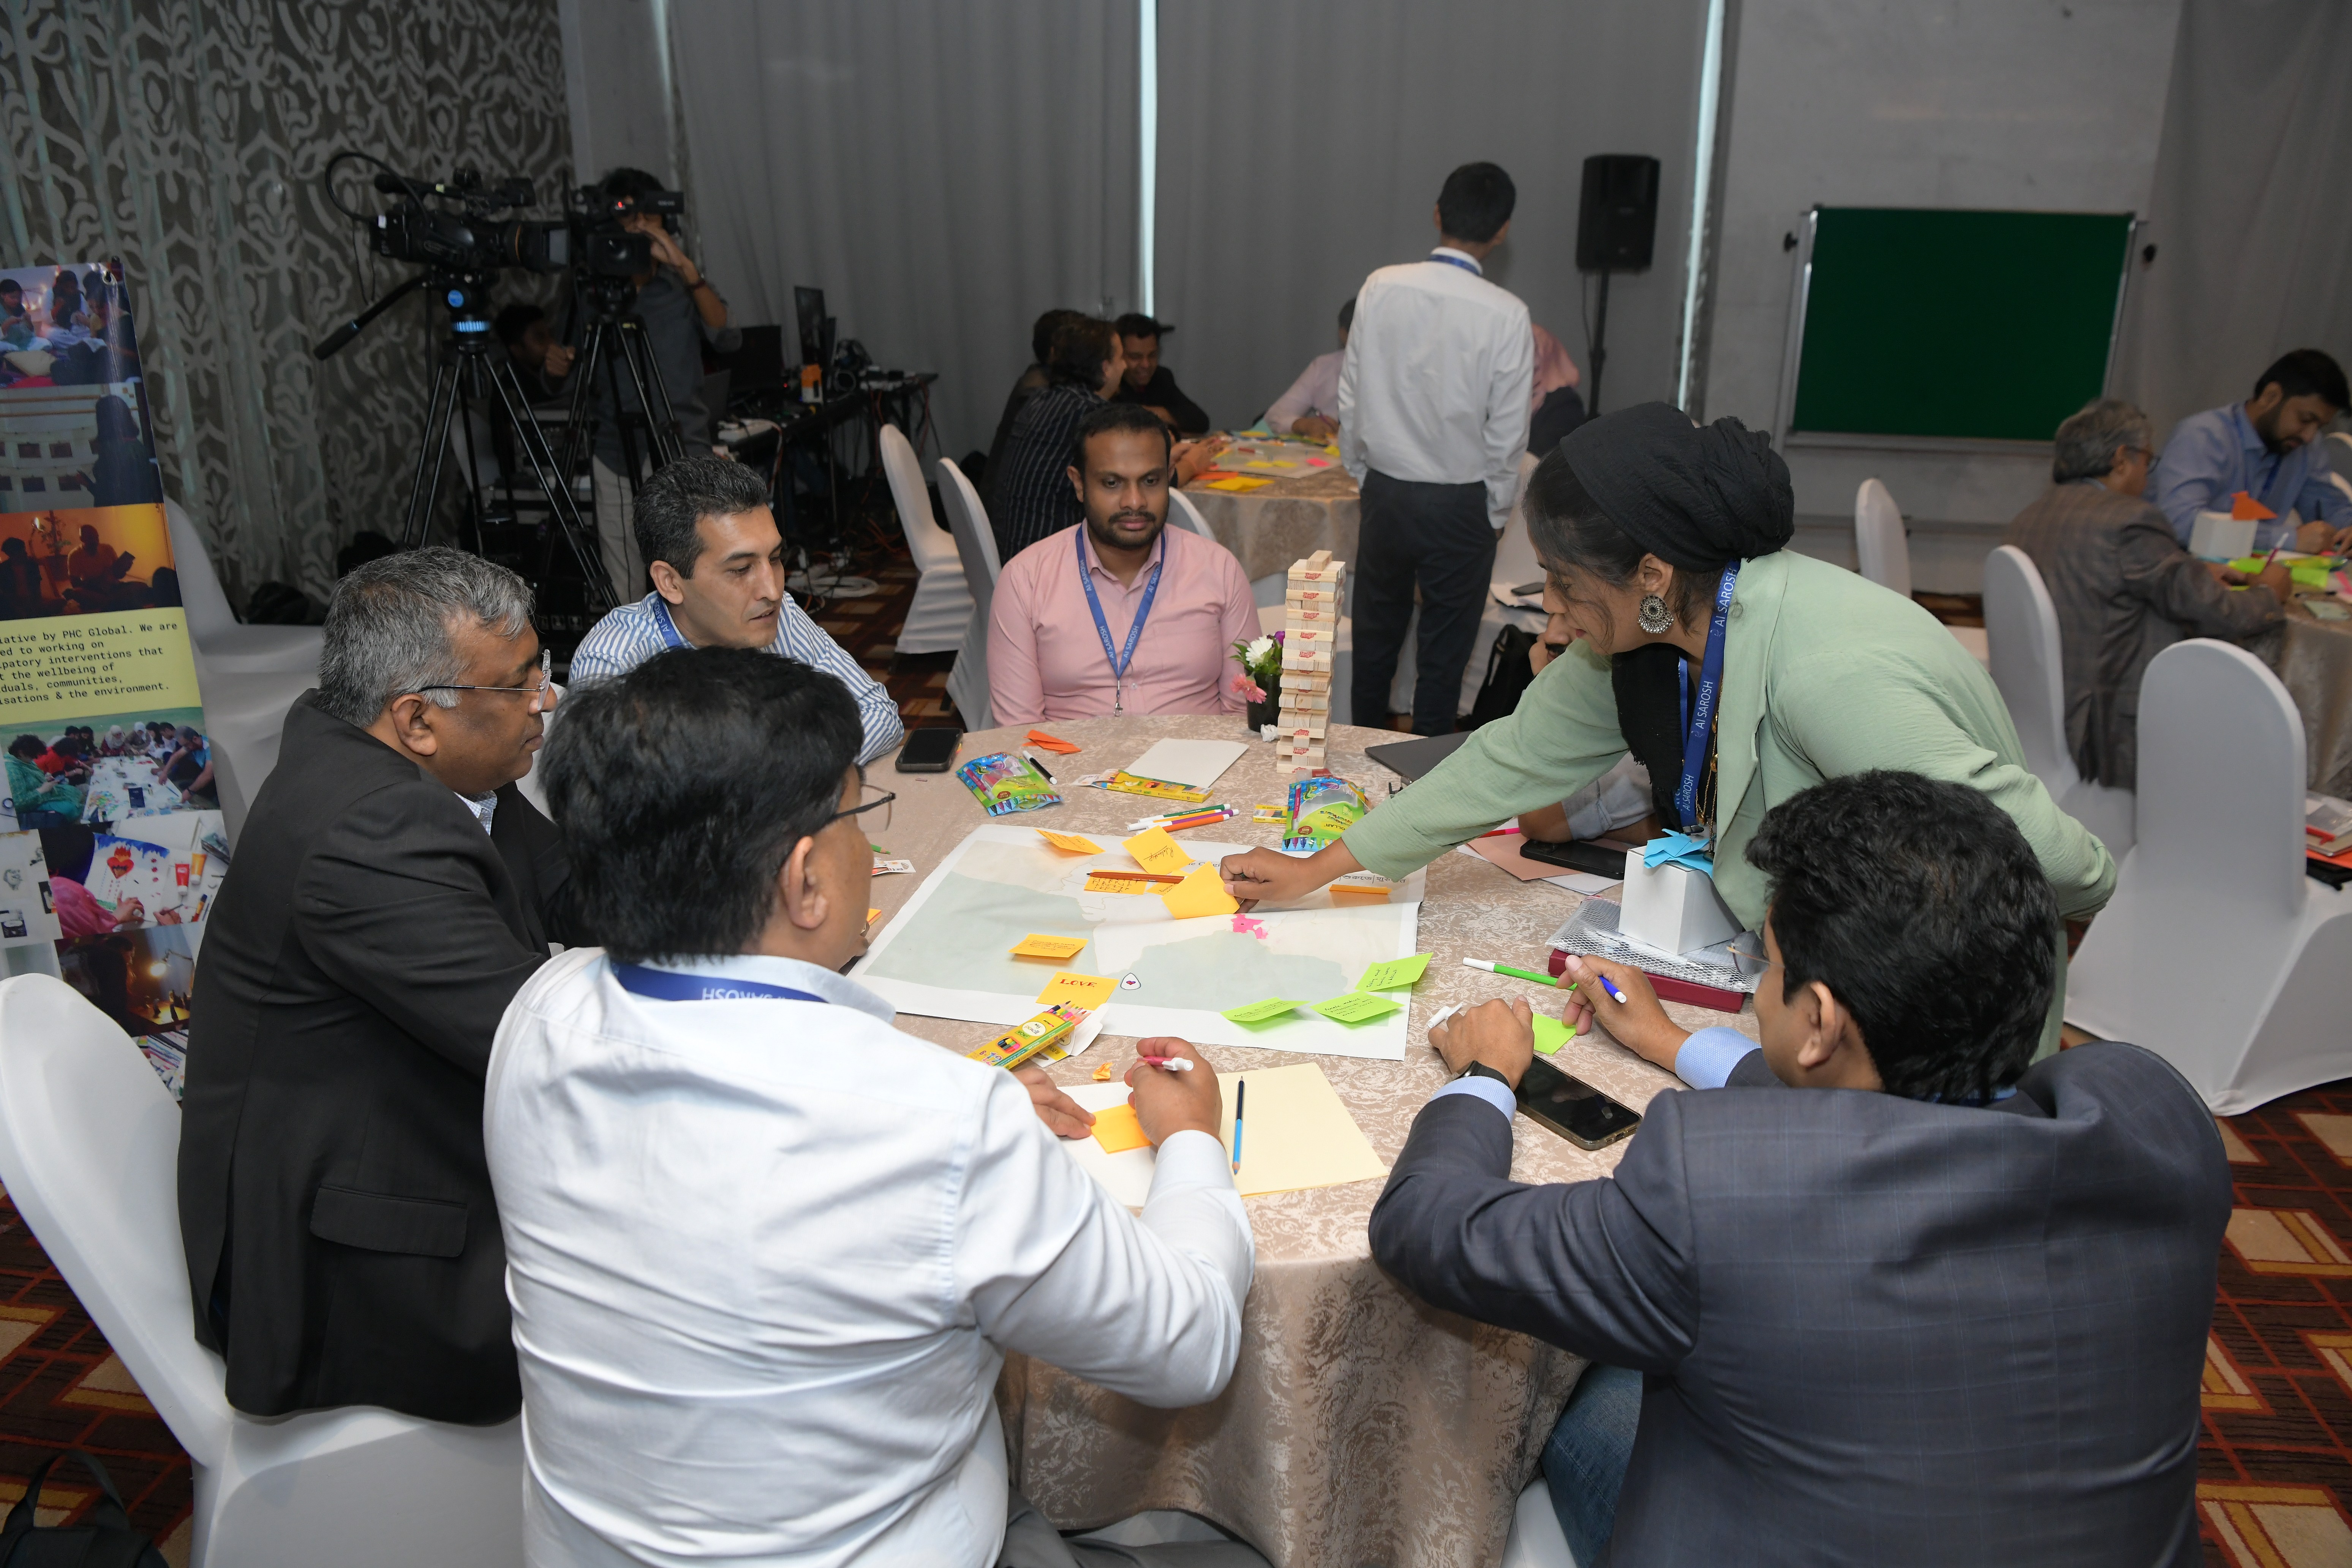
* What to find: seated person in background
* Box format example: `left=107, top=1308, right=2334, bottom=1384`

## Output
left=1110, top=313, right=1211, bottom=435
left=493, top=303, right=575, bottom=406
left=2007, top=398, right=2287, bottom=791
left=178, top=547, right=575, bottom=1422
left=1371, top=771, right=2226, bottom=1566
left=1263, top=298, right=1353, bottom=442
left=66, top=522, right=133, bottom=598
left=988, top=316, right=1125, bottom=560
left=493, top=646, right=1259, bottom=1568
left=5, top=734, right=81, bottom=829
left=1524, top=324, right=1585, bottom=458
left=2153, top=348, right=2351, bottom=553
left=991, top=401, right=1258, bottom=726
left=984, top=306, right=1088, bottom=487
left=38, top=733, right=90, bottom=786
left=158, top=725, right=217, bottom=808
left=38, top=822, right=158, bottom=936
left=568, top=455, right=903, bottom=762
left=0, top=536, right=43, bottom=617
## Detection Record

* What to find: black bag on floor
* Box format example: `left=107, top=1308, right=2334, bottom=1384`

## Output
left=0, top=1451, right=168, bottom=1568
left=1464, top=625, right=1540, bottom=730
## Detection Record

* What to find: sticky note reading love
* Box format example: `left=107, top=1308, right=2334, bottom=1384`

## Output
left=1035, top=828, right=1102, bottom=854
left=1356, top=953, right=1432, bottom=990
left=1037, top=971, right=1118, bottom=1009
left=1160, top=864, right=1239, bottom=920
left=1090, top=1102, right=1151, bottom=1153
left=1222, top=997, right=1305, bottom=1024
left=1313, top=992, right=1402, bottom=1025
left=1123, top=826, right=1193, bottom=875
left=1532, top=1014, right=1575, bottom=1055
left=1009, top=933, right=1088, bottom=960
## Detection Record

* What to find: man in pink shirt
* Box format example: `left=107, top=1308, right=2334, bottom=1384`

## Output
left=989, top=401, right=1258, bottom=726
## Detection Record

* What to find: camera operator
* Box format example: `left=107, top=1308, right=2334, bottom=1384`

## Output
left=586, top=165, right=740, bottom=596
left=493, top=303, right=575, bottom=407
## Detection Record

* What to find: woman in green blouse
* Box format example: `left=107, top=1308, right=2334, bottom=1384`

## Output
left=1221, top=403, right=2113, bottom=1054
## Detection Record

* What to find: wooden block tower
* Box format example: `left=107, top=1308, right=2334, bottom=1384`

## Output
left=1277, top=550, right=1345, bottom=773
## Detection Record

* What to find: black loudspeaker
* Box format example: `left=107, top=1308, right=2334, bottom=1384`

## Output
left=1576, top=154, right=1661, bottom=272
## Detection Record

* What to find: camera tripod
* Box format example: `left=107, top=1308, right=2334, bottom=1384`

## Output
left=552, top=272, right=687, bottom=518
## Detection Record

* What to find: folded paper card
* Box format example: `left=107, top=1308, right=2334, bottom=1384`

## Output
left=1025, top=729, right=1083, bottom=754
left=1357, top=953, right=1431, bottom=990
left=1222, top=997, right=1305, bottom=1024
left=1314, top=992, right=1402, bottom=1025
left=1009, top=933, right=1089, bottom=960
left=1037, top=971, right=1118, bottom=1009
left=1089, top=1103, right=1151, bottom=1154
left=1124, top=827, right=1194, bottom=875
left=1160, top=864, right=1240, bottom=920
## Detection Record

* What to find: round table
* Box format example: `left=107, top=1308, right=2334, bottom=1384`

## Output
left=1183, top=437, right=1361, bottom=585
left=2271, top=598, right=2352, bottom=797
left=870, top=713, right=1754, bottom=1568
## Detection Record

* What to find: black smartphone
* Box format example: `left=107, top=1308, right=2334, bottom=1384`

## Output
left=1518, top=838, right=1628, bottom=879
left=895, top=729, right=961, bottom=773
left=1516, top=1058, right=1642, bottom=1150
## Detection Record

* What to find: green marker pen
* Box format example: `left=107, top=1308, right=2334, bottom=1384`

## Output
left=1462, top=957, right=1558, bottom=986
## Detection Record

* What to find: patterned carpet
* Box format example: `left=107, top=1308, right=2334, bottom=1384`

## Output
left=0, top=556, right=2343, bottom=1562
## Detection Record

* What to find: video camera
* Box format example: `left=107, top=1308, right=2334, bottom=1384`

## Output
left=363, top=167, right=571, bottom=275
left=564, top=182, right=684, bottom=280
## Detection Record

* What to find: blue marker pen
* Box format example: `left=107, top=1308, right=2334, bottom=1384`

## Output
left=1594, top=973, right=1629, bottom=1004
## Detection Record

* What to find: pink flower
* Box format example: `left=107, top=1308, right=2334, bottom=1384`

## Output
left=1230, top=673, right=1265, bottom=702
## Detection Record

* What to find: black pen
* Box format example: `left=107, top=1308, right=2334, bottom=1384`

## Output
left=1024, top=750, right=1056, bottom=782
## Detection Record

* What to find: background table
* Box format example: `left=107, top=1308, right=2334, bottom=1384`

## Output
left=2270, top=598, right=2352, bottom=797
left=1184, top=437, right=1361, bottom=594
left=869, top=713, right=1753, bottom=1568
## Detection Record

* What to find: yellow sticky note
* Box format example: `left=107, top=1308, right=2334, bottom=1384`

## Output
left=1123, top=826, right=1193, bottom=875
left=866, top=907, right=881, bottom=926
left=1532, top=1014, right=1574, bottom=1055
left=1090, top=1103, right=1151, bottom=1153
left=1159, top=864, right=1239, bottom=920
left=1036, top=828, right=1102, bottom=855
left=1037, top=971, right=1118, bottom=1009
left=1357, top=953, right=1431, bottom=990
left=1009, top=933, right=1089, bottom=961
left=1223, top=997, right=1304, bottom=1024
left=1313, top=991, right=1402, bottom=1025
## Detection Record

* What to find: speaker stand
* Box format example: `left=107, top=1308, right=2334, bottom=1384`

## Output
left=1586, top=267, right=1612, bottom=416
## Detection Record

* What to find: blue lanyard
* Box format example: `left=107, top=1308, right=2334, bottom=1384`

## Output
left=612, top=962, right=827, bottom=1004
left=1076, top=528, right=1165, bottom=715
left=1427, top=251, right=1481, bottom=275
left=651, top=597, right=689, bottom=650
left=1673, top=564, right=1740, bottom=832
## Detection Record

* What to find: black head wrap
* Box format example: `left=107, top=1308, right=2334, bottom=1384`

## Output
left=1558, top=402, right=1794, bottom=568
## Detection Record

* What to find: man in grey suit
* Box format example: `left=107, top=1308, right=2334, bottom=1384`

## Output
left=1369, top=771, right=2228, bottom=1566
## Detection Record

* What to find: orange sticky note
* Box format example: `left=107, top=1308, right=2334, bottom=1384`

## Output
left=1010, top=933, right=1088, bottom=960
left=1035, top=828, right=1102, bottom=854
left=1092, top=1060, right=1116, bottom=1081
left=1123, top=827, right=1192, bottom=875
left=866, top=907, right=881, bottom=925
left=2230, top=490, right=2278, bottom=522
left=1159, top=863, right=1240, bottom=920
left=1026, top=729, right=1083, bottom=754
left=1090, top=1103, right=1151, bottom=1153
left=1037, top=971, right=1118, bottom=1009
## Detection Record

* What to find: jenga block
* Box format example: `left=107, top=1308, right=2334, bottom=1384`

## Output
left=1285, top=607, right=1338, bottom=626
left=1281, top=689, right=1330, bottom=713
left=1281, top=652, right=1332, bottom=674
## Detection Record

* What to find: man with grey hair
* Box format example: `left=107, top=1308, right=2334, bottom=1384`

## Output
left=179, top=545, right=575, bottom=1424
left=2003, top=398, right=2289, bottom=789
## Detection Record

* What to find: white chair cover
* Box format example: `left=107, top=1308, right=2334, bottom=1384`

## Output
left=1982, top=544, right=2134, bottom=857
left=936, top=458, right=1002, bottom=730
left=879, top=425, right=974, bottom=656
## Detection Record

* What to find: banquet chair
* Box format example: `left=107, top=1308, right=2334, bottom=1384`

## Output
left=1500, top=1475, right=1577, bottom=1567
left=2328, top=431, right=2352, bottom=506
left=879, top=425, right=974, bottom=656
left=936, top=458, right=1001, bottom=729
left=1854, top=480, right=1988, bottom=665
left=166, top=501, right=323, bottom=677
left=1981, top=545, right=2134, bottom=858
left=1392, top=452, right=1543, bottom=722
left=0, top=975, right=524, bottom=1567
left=1167, top=488, right=1211, bottom=536
left=2065, top=639, right=2352, bottom=1112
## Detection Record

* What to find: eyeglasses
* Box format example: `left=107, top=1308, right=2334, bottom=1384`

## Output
left=1725, top=932, right=1779, bottom=972
left=826, top=783, right=895, bottom=835
left=415, top=649, right=556, bottom=711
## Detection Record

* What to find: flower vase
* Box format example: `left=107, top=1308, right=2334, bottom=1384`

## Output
left=1246, top=676, right=1281, bottom=733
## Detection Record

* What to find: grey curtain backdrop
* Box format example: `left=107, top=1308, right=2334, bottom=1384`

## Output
left=2114, top=0, right=2352, bottom=439
left=1150, top=1, right=1711, bottom=434
left=0, top=0, right=573, bottom=608
left=670, top=0, right=1139, bottom=468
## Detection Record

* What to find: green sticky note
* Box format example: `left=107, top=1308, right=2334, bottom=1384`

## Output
left=1222, top=997, right=1305, bottom=1024
left=1356, top=953, right=1432, bottom=991
left=1532, top=1014, right=1576, bottom=1055
left=1313, top=991, right=1404, bottom=1025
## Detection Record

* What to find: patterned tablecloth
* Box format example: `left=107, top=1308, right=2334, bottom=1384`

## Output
left=871, top=714, right=1753, bottom=1568
left=2271, top=599, right=2352, bottom=798
left=1183, top=438, right=1361, bottom=585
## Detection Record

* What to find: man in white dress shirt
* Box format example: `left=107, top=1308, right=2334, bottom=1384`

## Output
left=1339, top=161, right=1533, bottom=735
left=486, top=645, right=1264, bottom=1568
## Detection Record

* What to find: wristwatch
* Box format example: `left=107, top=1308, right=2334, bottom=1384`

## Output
left=1458, top=1062, right=1512, bottom=1087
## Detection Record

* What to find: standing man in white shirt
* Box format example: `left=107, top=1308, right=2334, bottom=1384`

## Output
left=1340, top=162, right=1533, bottom=735
left=488, top=645, right=1265, bottom=1568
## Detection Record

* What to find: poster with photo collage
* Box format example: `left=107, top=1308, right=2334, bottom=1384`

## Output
left=0, top=259, right=216, bottom=1096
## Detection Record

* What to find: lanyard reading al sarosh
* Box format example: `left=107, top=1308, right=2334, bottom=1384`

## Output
left=612, top=963, right=828, bottom=1005
left=1673, top=563, right=1741, bottom=833
left=1076, top=527, right=1165, bottom=716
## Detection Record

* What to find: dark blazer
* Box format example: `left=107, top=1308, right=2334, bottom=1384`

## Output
left=1369, top=1043, right=2229, bottom=1566
left=1111, top=364, right=1211, bottom=435
left=178, top=694, right=572, bottom=1423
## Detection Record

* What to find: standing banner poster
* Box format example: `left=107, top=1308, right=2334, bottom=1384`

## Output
left=0, top=259, right=220, bottom=1095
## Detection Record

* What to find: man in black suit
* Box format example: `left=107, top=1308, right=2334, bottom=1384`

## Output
left=1369, top=771, right=2228, bottom=1567
left=179, top=547, right=571, bottom=1423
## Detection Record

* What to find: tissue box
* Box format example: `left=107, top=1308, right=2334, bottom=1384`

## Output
left=2190, top=511, right=2257, bottom=561
left=1620, top=856, right=1742, bottom=955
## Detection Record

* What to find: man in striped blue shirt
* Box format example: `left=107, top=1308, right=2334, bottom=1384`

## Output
left=569, top=458, right=904, bottom=763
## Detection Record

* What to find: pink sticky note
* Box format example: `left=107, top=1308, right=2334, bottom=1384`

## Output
left=1231, top=913, right=1267, bottom=939
left=1306, top=457, right=1331, bottom=467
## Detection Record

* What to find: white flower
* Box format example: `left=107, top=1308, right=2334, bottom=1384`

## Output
left=1246, top=635, right=1275, bottom=663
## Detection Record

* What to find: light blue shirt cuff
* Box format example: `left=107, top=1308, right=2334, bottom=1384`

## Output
left=1430, top=1075, right=1518, bottom=1121
left=1673, top=1027, right=1758, bottom=1091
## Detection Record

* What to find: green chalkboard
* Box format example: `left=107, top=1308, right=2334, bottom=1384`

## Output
left=1789, top=208, right=2135, bottom=443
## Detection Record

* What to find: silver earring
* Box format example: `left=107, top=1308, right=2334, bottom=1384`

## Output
left=1637, top=593, right=1673, bottom=634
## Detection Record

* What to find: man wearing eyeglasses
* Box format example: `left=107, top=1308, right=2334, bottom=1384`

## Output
left=179, top=547, right=577, bottom=1426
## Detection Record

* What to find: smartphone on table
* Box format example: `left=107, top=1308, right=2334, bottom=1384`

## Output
left=1515, top=1058, right=1642, bottom=1149
left=1517, top=838, right=1628, bottom=879
left=895, top=728, right=961, bottom=773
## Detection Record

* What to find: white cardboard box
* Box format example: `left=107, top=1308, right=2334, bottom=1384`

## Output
left=1619, top=856, right=1742, bottom=955
left=2189, top=510, right=2257, bottom=561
